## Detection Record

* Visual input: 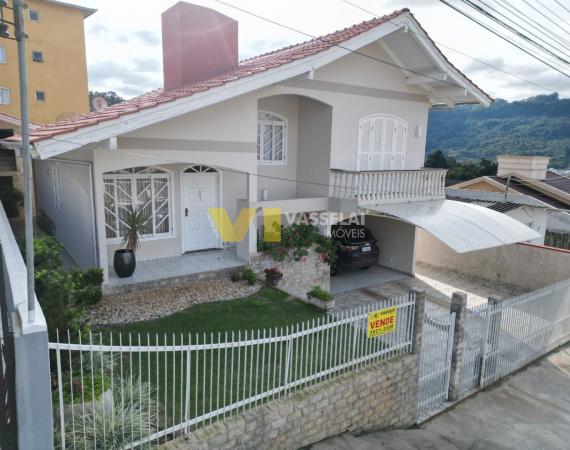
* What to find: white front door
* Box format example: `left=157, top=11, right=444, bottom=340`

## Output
left=182, top=167, right=220, bottom=252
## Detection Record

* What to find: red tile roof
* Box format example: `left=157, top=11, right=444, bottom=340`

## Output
left=0, top=112, right=41, bottom=129
left=11, top=8, right=489, bottom=145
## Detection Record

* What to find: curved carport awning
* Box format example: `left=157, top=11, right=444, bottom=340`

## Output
left=364, top=199, right=541, bottom=253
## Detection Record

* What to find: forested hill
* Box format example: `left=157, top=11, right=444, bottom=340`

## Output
left=426, top=93, right=570, bottom=168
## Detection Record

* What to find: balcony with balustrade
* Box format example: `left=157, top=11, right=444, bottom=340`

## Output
left=329, top=168, right=447, bottom=207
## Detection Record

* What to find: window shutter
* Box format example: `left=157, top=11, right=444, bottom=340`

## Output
left=357, top=119, right=372, bottom=170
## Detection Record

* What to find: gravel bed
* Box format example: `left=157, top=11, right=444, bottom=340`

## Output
left=89, top=278, right=261, bottom=325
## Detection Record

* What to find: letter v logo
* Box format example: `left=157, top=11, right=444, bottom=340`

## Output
left=208, top=208, right=256, bottom=243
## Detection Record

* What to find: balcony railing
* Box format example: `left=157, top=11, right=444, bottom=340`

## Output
left=329, top=168, right=447, bottom=205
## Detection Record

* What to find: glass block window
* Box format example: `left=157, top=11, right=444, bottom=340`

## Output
left=257, top=111, right=287, bottom=164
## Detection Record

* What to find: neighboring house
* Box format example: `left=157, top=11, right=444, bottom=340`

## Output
left=451, top=155, right=570, bottom=247
left=0, top=0, right=95, bottom=124
left=446, top=188, right=551, bottom=245
left=2, top=2, right=538, bottom=285
left=0, top=113, right=41, bottom=194
left=0, top=0, right=95, bottom=213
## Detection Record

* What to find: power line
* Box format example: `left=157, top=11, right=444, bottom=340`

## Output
left=340, top=0, right=559, bottom=94
left=437, top=0, right=570, bottom=78
left=491, top=0, right=570, bottom=50
left=521, top=0, right=570, bottom=37
left=536, top=0, right=570, bottom=25
left=210, top=0, right=475, bottom=90
left=461, top=0, right=570, bottom=63
left=553, top=0, right=570, bottom=15
left=19, top=130, right=570, bottom=200
left=447, top=0, right=570, bottom=71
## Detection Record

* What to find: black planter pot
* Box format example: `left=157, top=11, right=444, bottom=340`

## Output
left=113, top=249, right=136, bottom=278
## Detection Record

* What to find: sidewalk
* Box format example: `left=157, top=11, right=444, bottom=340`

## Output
left=312, top=343, right=570, bottom=450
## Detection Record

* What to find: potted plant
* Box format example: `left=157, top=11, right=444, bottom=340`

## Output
left=113, top=208, right=147, bottom=278
left=264, top=267, right=283, bottom=286
left=307, top=286, right=335, bottom=310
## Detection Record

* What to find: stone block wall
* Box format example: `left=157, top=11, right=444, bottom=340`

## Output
left=163, top=354, right=418, bottom=450
left=251, top=246, right=330, bottom=300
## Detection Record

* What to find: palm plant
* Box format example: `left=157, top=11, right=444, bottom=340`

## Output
left=121, top=207, right=149, bottom=252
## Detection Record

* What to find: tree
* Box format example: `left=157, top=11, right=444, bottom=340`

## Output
left=425, top=152, right=499, bottom=181
left=425, top=150, right=449, bottom=168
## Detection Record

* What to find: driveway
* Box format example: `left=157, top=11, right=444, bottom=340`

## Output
left=311, top=344, right=570, bottom=450
left=330, top=263, right=526, bottom=313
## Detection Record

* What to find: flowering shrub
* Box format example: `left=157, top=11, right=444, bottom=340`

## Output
left=257, top=223, right=339, bottom=266
left=263, top=267, right=283, bottom=278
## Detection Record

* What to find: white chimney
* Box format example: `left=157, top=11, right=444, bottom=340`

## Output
left=497, top=155, right=550, bottom=180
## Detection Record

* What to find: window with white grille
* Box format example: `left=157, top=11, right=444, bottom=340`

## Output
left=357, top=114, right=407, bottom=171
left=0, top=87, right=10, bottom=105
left=257, top=111, right=287, bottom=164
left=103, top=167, right=172, bottom=240
left=0, top=46, right=6, bottom=64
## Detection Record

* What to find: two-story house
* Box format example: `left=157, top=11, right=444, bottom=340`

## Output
left=3, top=2, right=539, bottom=290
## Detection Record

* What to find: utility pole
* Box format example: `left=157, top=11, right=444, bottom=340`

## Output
left=0, top=0, right=35, bottom=322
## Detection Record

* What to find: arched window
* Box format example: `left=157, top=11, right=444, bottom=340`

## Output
left=183, top=165, right=218, bottom=173
left=357, top=114, right=408, bottom=171
left=103, top=166, right=172, bottom=240
left=257, top=111, right=287, bottom=164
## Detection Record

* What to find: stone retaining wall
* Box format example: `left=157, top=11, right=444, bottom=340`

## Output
left=162, top=354, right=418, bottom=450
left=251, top=247, right=330, bottom=300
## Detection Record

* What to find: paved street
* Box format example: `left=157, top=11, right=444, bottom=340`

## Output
left=312, top=343, right=570, bottom=450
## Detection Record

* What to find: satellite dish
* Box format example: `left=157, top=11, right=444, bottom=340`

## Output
left=92, top=96, right=108, bottom=111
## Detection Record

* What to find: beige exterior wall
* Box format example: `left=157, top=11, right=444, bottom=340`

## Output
left=0, top=0, right=91, bottom=124
left=507, top=206, right=548, bottom=245
left=416, top=228, right=570, bottom=290
left=451, top=180, right=505, bottom=192
left=365, top=215, right=416, bottom=275
left=257, top=95, right=299, bottom=200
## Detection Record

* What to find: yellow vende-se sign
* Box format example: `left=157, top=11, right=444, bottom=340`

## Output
left=367, top=306, right=397, bottom=338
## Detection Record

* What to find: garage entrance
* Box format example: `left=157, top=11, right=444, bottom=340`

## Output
left=329, top=214, right=416, bottom=294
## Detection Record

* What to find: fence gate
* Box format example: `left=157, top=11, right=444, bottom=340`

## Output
left=417, top=308, right=455, bottom=422
left=480, top=280, right=570, bottom=387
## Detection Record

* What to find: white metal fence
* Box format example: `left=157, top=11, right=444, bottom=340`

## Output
left=417, top=309, right=455, bottom=421
left=480, top=279, right=570, bottom=386
left=50, top=294, right=416, bottom=449
left=459, top=303, right=486, bottom=396
left=454, top=279, right=570, bottom=399
left=417, top=278, right=570, bottom=421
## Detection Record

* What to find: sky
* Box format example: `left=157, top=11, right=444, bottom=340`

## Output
left=74, top=0, right=570, bottom=101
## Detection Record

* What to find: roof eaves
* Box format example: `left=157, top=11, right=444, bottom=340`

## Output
left=45, top=0, right=97, bottom=18
left=405, top=11, right=493, bottom=106
left=11, top=7, right=491, bottom=154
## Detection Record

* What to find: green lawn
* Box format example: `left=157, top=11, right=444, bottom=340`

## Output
left=100, top=286, right=326, bottom=338
left=57, top=287, right=373, bottom=447
left=68, top=286, right=334, bottom=441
